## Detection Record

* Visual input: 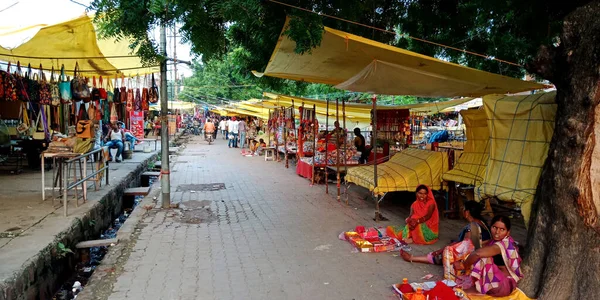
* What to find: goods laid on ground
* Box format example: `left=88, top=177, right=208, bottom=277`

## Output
left=339, top=226, right=408, bottom=253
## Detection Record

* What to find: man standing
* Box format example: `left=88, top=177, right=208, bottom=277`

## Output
left=238, top=117, right=247, bottom=148
left=228, top=117, right=239, bottom=148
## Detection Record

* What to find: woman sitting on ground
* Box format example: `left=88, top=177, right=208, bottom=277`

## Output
left=386, top=184, right=439, bottom=245
left=400, top=201, right=491, bottom=287
left=401, top=201, right=490, bottom=264
left=454, top=215, right=523, bottom=297
left=250, top=138, right=267, bottom=155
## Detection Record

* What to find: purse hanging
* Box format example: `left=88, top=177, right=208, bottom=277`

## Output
left=148, top=73, right=159, bottom=103
left=110, top=102, right=118, bottom=124
left=91, top=76, right=101, bottom=101
left=76, top=107, right=93, bottom=139
left=58, top=64, right=72, bottom=104
left=126, top=77, right=134, bottom=112
left=26, top=64, right=41, bottom=103
left=1, top=62, right=17, bottom=102
left=99, top=76, right=108, bottom=100
left=142, top=74, right=149, bottom=111
left=14, top=61, right=30, bottom=102
left=119, top=74, right=127, bottom=104
left=16, top=102, right=30, bottom=134
left=38, top=64, right=52, bottom=105
left=134, top=75, right=142, bottom=111
left=49, top=66, right=61, bottom=106
left=71, top=62, right=91, bottom=102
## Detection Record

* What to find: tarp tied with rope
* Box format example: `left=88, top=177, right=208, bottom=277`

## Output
left=0, top=15, right=158, bottom=77
left=256, top=20, right=546, bottom=97
left=479, top=92, right=557, bottom=224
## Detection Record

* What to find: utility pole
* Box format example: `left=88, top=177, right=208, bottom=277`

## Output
left=160, top=21, right=171, bottom=209
left=173, top=24, right=178, bottom=101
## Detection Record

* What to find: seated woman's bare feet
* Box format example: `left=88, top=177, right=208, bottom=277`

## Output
left=400, top=250, right=412, bottom=262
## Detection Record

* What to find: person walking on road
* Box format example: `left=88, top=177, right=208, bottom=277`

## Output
left=219, top=118, right=227, bottom=140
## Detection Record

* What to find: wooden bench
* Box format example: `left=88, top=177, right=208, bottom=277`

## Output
left=124, top=186, right=151, bottom=196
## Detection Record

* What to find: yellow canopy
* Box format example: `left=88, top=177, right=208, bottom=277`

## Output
left=258, top=21, right=546, bottom=97
left=263, top=92, right=474, bottom=115
left=0, top=15, right=158, bottom=77
left=442, top=109, right=490, bottom=185
left=478, top=92, right=557, bottom=224
left=346, top=148, right=449, bottom=194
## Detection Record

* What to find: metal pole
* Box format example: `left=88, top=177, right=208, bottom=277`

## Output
left=325, top=98, right=329, bottom=194
left=173, top=24, right=178, bottom=101
left=160, top=21, right=171, bottom=209
left=336, top=98, right=340, bottom=201
left=372, top=95, right=379, bottom=221
left=311, top=104, right=316, bottom=185
left=343, top=98, right=348, bottom=205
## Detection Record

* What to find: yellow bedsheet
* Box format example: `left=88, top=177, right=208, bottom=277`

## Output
left=442, top=109, right=490, bottom=186
left=345, top=148, right=449, bottom=194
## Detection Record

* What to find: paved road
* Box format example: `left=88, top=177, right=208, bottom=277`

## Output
left=103, top=135, right=471, bottom=300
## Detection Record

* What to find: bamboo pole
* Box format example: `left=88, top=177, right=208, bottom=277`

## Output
left=311, top=104, right=316, bottom=185
left=372, top=95, right=380, bottom=221
left=325, top=98, right=329, bottom=194
left=336, top=98, right=341, bottom=201
left=343, top=98, right=348, bottom=205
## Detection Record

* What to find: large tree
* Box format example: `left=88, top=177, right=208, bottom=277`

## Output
left=91, top=0, right=600, bottom=297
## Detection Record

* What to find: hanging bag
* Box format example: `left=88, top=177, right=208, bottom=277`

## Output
left=14, top=62, right=30, bottom=102
left=126, top=77, right=134, bottom=112
left=111, top=74, right=119, bottom=103
left=76, top=106, right=92, bottom=139
left=134, top=75, right=142, bottom=111
left=91, top=76, right=101, bottom=101
left=148, top=73, right=159, bottom=103
left=49, top=66, right=61, bottom=106
left=26, top=64, right=41, bottom=103
left=38, top=65, right=52, bottom=105
left=142, top=75, right=149, bottom=111
left=71, top=62, right=91, bottom=102
left=110, top=102, right=118, bottom=124
left=1, top=63, right=17, bottom=102
left=16, top=102, right=30, bottom=134
left=58, top=64, right=72, bottom=104
left=99, top=76, right=108, bottom=100
left=32, top=105, right=50, bottom=140
left=119, top=74, right=127, bottom=104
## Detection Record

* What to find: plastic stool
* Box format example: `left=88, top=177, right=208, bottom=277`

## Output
left=264, top=147, right=275, bottom=161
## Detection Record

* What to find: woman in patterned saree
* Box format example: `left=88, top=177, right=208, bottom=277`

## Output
left=453, top=215, right=523, bottom=297
left=387, top=185, right=439, bottom=244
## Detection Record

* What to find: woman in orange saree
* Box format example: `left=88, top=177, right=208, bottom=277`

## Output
left=387, top=185, right=439, bottom=245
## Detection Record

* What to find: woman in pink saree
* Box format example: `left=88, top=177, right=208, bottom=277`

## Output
left=453, top=215, right=523, bottom=296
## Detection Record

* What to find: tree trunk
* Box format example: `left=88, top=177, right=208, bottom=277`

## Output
left=520, top=1, right=600, bottom=299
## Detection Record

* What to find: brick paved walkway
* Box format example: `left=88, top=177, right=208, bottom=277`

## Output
left=103, top=136, right=483, bottom=300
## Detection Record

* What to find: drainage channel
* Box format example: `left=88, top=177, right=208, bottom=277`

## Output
left=52, top=173, right=159, bottom=300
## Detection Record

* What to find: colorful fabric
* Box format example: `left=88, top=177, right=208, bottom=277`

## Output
left=471, top=236, right=523, bottom=295
left=386, top=186, right=439, bottom=245
left=443, top=240, right=474, bottom=288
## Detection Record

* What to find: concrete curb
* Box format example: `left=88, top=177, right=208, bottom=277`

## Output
left=0, top=153, right=158, bottom=300
left=76, top=181, right=162, bottom=300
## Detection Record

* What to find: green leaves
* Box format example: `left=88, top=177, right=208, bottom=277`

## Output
left=57, top=242, right=74, bottom=258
